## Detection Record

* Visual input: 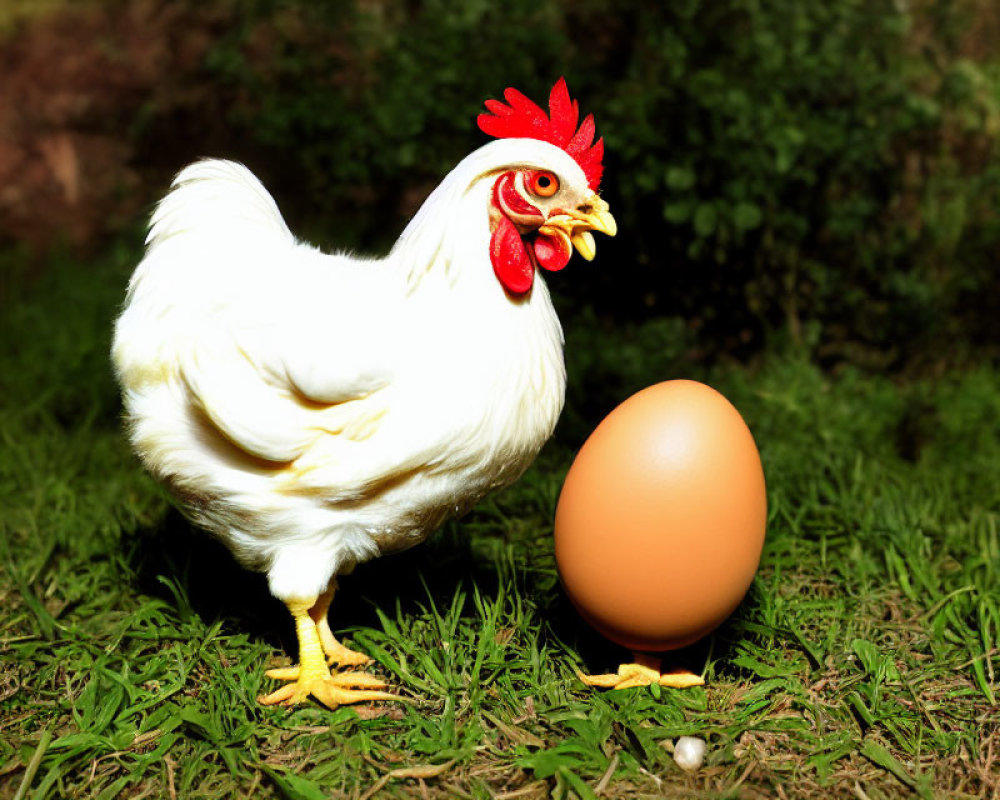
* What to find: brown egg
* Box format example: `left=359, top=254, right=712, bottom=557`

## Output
left=554, top=380, right=767, bottom=653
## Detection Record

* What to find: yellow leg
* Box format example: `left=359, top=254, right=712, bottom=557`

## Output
left=312, top=584, right=374, bottom=667
left=258, top=596, right=399, bottom=709
left=577, top=653, right=704, bottom=690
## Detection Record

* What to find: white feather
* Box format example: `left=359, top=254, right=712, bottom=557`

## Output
left=113, top=140, right=584, bottom=602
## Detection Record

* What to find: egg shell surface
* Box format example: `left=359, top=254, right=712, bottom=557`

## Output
left=554, top=380, right=767, bottom=653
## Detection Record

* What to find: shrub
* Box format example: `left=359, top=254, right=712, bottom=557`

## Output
left=173, top=0, right=1000, bottom=366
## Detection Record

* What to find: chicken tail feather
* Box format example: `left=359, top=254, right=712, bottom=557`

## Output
left=147, top=159, right=293, bottom=249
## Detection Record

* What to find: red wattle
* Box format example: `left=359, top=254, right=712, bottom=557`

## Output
left=533, top=233, right=572, bottom=271
left=490, top=215, right=534, bottom=295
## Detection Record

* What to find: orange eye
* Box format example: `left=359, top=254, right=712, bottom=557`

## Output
left=529, top=171, right=560, bottom=198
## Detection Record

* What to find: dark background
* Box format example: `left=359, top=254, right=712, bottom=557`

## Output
left=1, top=0, right=998, bottom=376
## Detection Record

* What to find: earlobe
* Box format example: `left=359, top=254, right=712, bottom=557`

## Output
left=493, top=172, right=543, bottom=226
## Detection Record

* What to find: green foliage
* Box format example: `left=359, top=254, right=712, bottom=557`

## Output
left=201, top=0, right=573, bottom=250
left=187, top=0, right=1000, bottom=366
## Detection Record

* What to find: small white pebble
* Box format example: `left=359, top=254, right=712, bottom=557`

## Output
left=673, top=736, right=707, bottom=773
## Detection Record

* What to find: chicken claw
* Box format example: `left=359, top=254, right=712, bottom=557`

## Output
left=577, top=663, right=704, bottom=690
left=258, top=596, right=400, bottom=710
left=259, top=669, right=398, bottom=708
left=318, top=623, right=373, bottom=667
left=311, top=585, right=374, bottom=667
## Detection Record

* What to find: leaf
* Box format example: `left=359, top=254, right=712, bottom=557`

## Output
left=262, top=767, right=330, bottom=800
left=851, top=639, right=881, bottom=675
left=733, top=201, right=763, bottom=230
left=693, top=203, right=717, bottom=237
left=846, top=691, right=875, bottom=727
left=177, top=706, right=221, bottom=743
left=860, top=739, right=934, bottom=799
left=519, top=744, right=588, bottom=779
left=665, top=165, right=696, bottom=190
left=884, top=546, right=917, bottom=601
left=96, top=776, right=130, bottom=800
left=12, top=727, right=52, bottom=800
left=775, top=146, right=796, bottom=174
left=482, top=711, right=545, bottom=748
left=851, top=639, right=900, bottom=682
left=563, top=715, right=611, bottom=751
left=971, top=654, right=996, bottom=704
left=558, top=766, right=598, bottom=800
left=807, top=740, right=856, bottom=782
left=14, top=580, right=56, bottom=639
left=739, top=677, right=792, bottom=705
left=774, top=126, right=805, bottom=173
left=663, top=201, right=692, bottom=223
left=731, top=651, right=805, bottom=678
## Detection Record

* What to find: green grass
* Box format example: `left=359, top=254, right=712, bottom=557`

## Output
left=1, top=243, right=998, bottom=799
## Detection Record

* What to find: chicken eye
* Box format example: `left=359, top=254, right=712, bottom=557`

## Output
left=528, top=171, right=560, bottom=198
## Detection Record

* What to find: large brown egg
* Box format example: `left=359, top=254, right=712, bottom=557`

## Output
left=554, top=380, right=766, bottom=653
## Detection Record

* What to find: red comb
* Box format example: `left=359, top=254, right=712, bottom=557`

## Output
left=477, top=77, right=605, bottom=191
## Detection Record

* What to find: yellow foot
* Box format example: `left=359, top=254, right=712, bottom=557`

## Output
left=318, top=621, right=373, bottom=667
left=259, top=666, right=400, bottom=709
left=258, top=595, right=401, bottom=710
left=577, top=663, right=705, bottom=690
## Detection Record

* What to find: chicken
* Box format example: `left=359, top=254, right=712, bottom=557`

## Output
left=111, top=78, right=615, bottom=709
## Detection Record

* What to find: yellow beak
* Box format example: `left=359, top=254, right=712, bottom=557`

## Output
left=538, top=195, right=617, bottom=262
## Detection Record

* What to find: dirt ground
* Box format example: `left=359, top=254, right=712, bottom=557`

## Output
left=0, top=1, right=234, bottom=252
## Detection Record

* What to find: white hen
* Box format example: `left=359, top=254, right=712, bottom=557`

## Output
left=112, top=78, right=615, bottom=708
